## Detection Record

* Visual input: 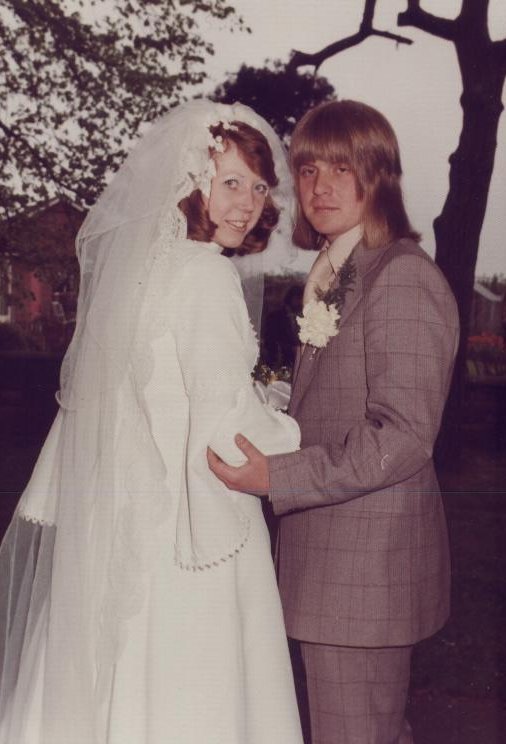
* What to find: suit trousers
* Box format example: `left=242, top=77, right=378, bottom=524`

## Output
left=300, top=642, right=414, bottom=744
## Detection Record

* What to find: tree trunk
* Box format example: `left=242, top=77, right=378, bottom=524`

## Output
left=434, top=62, right=504, bottom=462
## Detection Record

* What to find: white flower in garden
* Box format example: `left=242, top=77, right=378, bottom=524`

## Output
left=297, top=300, right=340, bottom=348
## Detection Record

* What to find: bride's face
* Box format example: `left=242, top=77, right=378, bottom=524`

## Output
left=205, top=142, right=269, bottom=248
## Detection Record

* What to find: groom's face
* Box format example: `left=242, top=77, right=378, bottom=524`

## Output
left=297, top=159, right=364, bottom=242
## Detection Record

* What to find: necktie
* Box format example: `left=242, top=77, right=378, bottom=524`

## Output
left=303, top=248, right=336, bottom=306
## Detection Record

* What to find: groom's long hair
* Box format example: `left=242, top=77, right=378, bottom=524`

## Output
left=290, top=99, right=420, bottom=250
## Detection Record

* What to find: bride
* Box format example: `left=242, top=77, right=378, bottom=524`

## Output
left=0, top=100, right=303, bottom=744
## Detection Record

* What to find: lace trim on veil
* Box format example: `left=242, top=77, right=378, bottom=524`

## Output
left=17, top=511, right=55, bottom=527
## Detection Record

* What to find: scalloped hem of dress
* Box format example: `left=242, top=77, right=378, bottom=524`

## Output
left=174, top=518, right=250, bottom=572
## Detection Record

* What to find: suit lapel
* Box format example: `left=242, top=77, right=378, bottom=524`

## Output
left=289, top=343, right=317, bottom=415
left=290, top=241, right=391, bottom=416
left=337, top=240, right=391, bottom=322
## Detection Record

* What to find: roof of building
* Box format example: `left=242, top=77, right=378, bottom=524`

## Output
left=474, top=282, right=504, bottom=302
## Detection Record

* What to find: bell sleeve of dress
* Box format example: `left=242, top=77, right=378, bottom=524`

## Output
left=269, top=250, right=459, bottom=514
left=173, top=251, right=300, bottom=465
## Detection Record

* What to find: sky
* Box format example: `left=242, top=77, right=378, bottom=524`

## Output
left=198, top=0, right=506, bottom=278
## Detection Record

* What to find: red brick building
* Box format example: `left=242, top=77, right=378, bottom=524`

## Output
left=0, top=198, right=85, bottom=350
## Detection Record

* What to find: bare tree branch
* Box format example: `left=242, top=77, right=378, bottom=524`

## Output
left=361, top=0, right=376, bottom=29
left=289, top=0, right=412, bottom=71
left=397, top=2, right=456, bottom=41
left=289, top=32, right=365, bottom=71
left=371, top=29, right=413, bottom=44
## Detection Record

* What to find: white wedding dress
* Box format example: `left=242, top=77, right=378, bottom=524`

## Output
left=0, top=240, right=303, bottom=744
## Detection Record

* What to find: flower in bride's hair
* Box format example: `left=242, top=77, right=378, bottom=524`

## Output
left=219, top=118, right=238, bottom=132
left=297, top=300, right=340, bottom=349
left=212, top=134, right=225, bottom=153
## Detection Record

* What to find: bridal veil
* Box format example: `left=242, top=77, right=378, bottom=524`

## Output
left=0, top=100, right=294, bottom=743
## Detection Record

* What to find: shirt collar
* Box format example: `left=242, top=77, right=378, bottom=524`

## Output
left=324, top=223, right=363, bottom=273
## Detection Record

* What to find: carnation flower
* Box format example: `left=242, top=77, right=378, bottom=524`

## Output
left=297, top=299, right=340, bottom=348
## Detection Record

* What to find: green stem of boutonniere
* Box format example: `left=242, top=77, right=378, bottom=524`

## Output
left=316, top=254, right=357, bottom=314
left=296, top=255, right=357, bottom=350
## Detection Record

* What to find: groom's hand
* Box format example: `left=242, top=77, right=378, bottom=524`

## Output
left=207, top=434, right=269, bottom=497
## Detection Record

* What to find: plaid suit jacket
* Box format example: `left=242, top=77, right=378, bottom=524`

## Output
left=269, top=238, right=459, bottom=648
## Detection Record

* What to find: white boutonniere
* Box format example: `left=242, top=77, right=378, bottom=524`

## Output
left=297, top=254, right=357, bottom=350
left=297, top=300, right=340, bottom=348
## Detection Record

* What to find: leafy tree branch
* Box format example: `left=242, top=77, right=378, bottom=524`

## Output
left=0, top=0, right=242, bottom=213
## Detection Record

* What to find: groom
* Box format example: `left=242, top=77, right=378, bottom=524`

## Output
left=208, top=100, right=459, bottom=744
